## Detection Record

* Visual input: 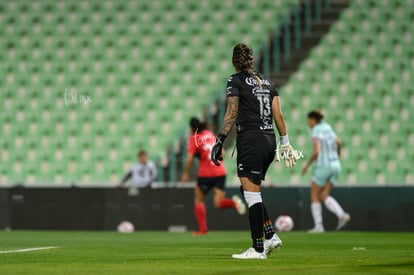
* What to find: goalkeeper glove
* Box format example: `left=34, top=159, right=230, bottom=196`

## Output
left=276, top=135, right=297, bottom=168
left=211, top=134, right=226, bottom=166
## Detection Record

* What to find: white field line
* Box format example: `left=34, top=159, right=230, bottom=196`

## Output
left=0, top=246, right=58, bottom=254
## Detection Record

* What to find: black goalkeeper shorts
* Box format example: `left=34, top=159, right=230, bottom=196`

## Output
left=236, top=132, right=276, bottom=185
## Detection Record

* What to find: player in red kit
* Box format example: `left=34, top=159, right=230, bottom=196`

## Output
left=182, top=117, right=246, bottom=235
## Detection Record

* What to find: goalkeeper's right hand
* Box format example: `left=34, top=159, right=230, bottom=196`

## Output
left=211, top=134, right=226, bottom=166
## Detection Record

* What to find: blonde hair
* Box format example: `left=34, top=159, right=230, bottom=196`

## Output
left=232, top=43, right=262, bottom=88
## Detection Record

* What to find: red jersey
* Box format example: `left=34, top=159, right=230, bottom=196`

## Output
left=187, top=130, right=226, bottom=178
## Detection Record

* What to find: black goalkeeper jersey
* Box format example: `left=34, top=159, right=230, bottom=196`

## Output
left=226, top=71, right=279, bottom=134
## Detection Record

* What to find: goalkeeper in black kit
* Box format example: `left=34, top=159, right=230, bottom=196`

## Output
left=211, top=43, right=297, bottom=259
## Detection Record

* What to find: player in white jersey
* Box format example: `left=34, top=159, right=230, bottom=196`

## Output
left=119, top=150, right=157, bottom=188
left=301, top=111, right=350, bottom=233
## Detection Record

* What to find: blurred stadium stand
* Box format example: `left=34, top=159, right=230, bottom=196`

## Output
left=1, top=0, right=413, bottom=187
left=0, top=0, right=298, bottom=185
left=264, top=0, right=414, bottom=186
left=215, top=0, right=414, bottom=186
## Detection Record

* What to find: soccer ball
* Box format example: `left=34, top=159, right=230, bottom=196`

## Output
left=117, top=221, right=135, bottom=233
left=275, top=215, right=294, bottom=232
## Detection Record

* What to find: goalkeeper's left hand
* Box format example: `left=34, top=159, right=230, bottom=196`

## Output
left=275, top=135, right=297, bottom=168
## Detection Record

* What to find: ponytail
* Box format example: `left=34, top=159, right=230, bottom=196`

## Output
left=247, top=69, right=262, bottom=89
left=232, top=43, right=262, bottom=88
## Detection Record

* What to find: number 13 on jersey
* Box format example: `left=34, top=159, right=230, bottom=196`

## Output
left=257, top=95, right=271, bottom=117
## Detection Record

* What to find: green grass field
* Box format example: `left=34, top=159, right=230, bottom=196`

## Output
left=0, top=231, right=413, bottom=274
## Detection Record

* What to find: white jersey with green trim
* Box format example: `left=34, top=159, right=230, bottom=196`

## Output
left=311, top=122, right=339, bottom=167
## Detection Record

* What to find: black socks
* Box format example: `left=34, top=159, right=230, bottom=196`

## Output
left=242, top=187, right=275, bottom=253
left=248, top=203, right=264, bottom=253
left=263, top=204, right=275, bottom=240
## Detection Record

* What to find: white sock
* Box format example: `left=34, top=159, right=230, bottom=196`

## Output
left=243, top=191, right=262, bottom=208
left=311, top=202, right=323, bottom=229
left=324, top=196, right=345, bottom=218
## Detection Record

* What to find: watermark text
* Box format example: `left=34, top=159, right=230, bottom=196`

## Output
left=64, top=87, right=92, bottom=106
